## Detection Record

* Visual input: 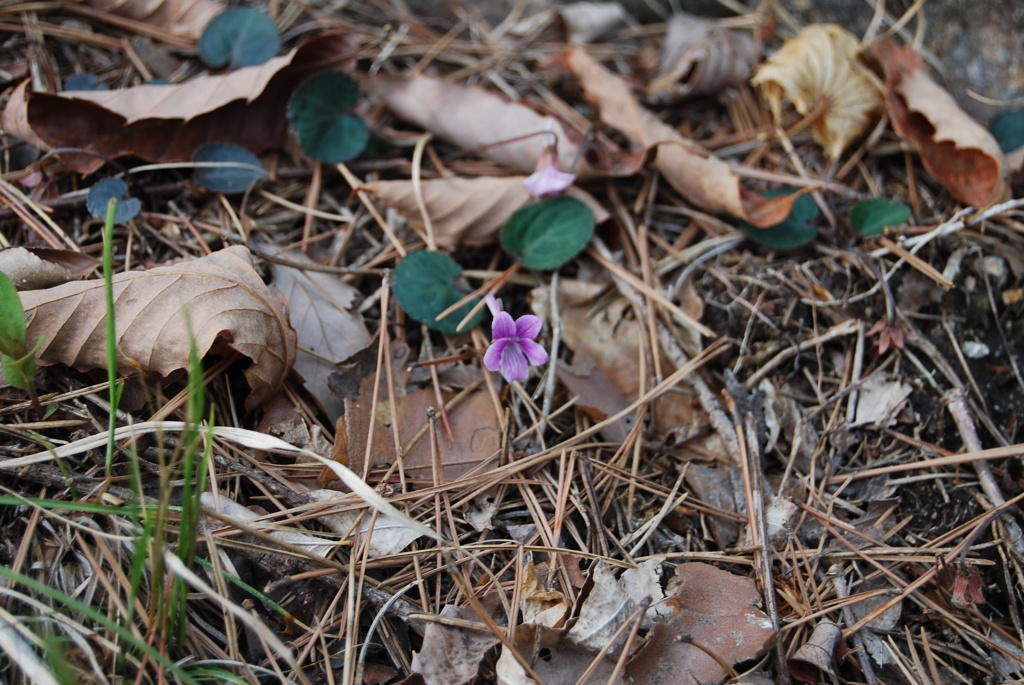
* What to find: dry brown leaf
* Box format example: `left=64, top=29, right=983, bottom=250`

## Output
left=647, top=13, right=758, bottom=102
left=20, top=245, right=295, bottom=410
left=751, top=24, right=883, bottom=160
left=559, top=46, right=799, bottom=227
left=0, top=247, right=99, bottom=290
left=267, top=253, right=371, bottom=423
left=76, top=0, right=223, bottom=39
left=364, top=176, right=610, bottom=248
left=532, top=279, right=706, bottom=442
left=412, top=605, right=501, bottom=685
left=363, top=72, right=642, bottom=179
left=626, top=563, right=777, bottom=685
left=330, top=343, right=501, bottom=483
left=1, top=33, right=356, bottom=174
left=872, top=39, right=1007, bottom=208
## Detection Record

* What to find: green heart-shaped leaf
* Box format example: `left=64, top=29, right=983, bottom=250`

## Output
left=741, top=189, right=819, bottom=249
left=87, top=178, right=141, bottom=223
left=393, top=251, right=481, bottom=334
left=199, top=7, right=280, bottom=69
left=287, top=71, right=368, bottom=164
left=850, top=198, right=911, bottom=236
left=500, top=196, right=595, bottom=270
left=193, top=143, right=267, bottom=194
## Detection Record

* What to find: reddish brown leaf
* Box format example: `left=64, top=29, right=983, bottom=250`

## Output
left=625, top=563, right=777, bottom=685
left=559, top=45, right=799, bottom=227
left=364, top=176, right=610, bottom=248
left=0, top=33, right=356, bottom=174
left=872, top=39, right=1008, bottom=208
left=330, top=344, right=501, bottom=483
left=363, top=72, right=642, bottom=179
left=19, top=246, right=295, bottom=410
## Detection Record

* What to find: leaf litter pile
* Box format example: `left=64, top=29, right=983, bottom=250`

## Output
left=1, top=1, right=1024, bottom=683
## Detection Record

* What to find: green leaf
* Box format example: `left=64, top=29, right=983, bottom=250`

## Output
left=193, top=143, right=267, bottom=194
left=0, top=271, right=27, bottom=356
left=87, top=178, right=141, bottom=223
left=393, top=251, right=482, bottom=334
left=500, top=196, right=595, bottom=270
left=849, top=198, right=911, bottom=236
left=198, top=7, right=280, bottom=69
left=287, top=71, right=368, bottom=164
left=2, top=350, right=36, bottom=393
left=989, top=110, right=1024, bottom=153
left=740, top=189, right=819, bottom=249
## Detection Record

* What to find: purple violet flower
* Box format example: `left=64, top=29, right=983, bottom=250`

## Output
left=483, top=295, right=548, bottom=383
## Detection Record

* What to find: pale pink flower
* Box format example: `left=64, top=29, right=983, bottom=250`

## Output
left=524, top=119, right=576, bottom=198
left=483, top=295, right=548, bottom=383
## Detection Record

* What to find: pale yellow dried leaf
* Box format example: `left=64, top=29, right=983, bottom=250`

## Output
left=751, top=24, right=883, bottom=160
left=19, top=246, right=295, bottom=409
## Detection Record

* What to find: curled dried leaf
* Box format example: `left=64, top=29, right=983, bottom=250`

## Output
left=872, top=39, right=1008, bottom=208
left=751, top=24, right=883, bottom=160
left=647, top=13, right=758, bottom=102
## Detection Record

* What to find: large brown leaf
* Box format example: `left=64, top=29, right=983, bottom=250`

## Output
left=363, top=72, right=642, bottom=179
left=625, top=563, right=777, bottom=685
left=364, top=176, right=611, bottom=248
left=1, top=33, right=356, bottom=174
left=559, top=46, right=799, bottom=227
left=76, top=0, right=223, bottom=39
left=872, top=39, right=1007, bottom=208
left=20, top=246, right=295, bottom=410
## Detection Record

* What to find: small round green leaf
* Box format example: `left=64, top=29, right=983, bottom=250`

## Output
left=393, top=251, right=481, bottom=334
left=989, top=110, right=1024, bottom=153
left=741, top=189, right=819, bottom=249
left=199, top=7, right=280, bottom=69
left=192, top=143, right=267, bottom=194
left=500, top=196, right=595, bottom=270
left=287, top=71, right=368, bottom=163
left=849, top=198, right=911, bottom=236
left=87, top=178, right=141, bottom=223
left=0, top=272, right=27, bottom=355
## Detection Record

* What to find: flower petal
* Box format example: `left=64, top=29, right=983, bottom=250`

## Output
left=524, top=167, right=576, bottom=198
left=500, top=341, right=528, bottom=382
left=483, top=340, right=506, bottom=372
left=485, top=294, right=502, bottom=317
left=514, top=314, right=543, bottom=340
left=491, top=311, right=516, bottom=340
left=519, top=339, right=549, bottom=367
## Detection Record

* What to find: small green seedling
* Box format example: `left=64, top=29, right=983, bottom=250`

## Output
left=849, top=198, right=911, bottom=236
left=287, top=70, right=368, bottom=164
left=87, top=178, right=140, bottom=223
left=500, top=196, right=595, bottom=270
left=199, top=7, right=280, bottom=69
left=0, top=271, right=43, bottom=411
left=393, top=251, right=482, bottom=334
left=192, top=143, right=267, bottom=194
left=741, top=189, right=819, bottom=249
